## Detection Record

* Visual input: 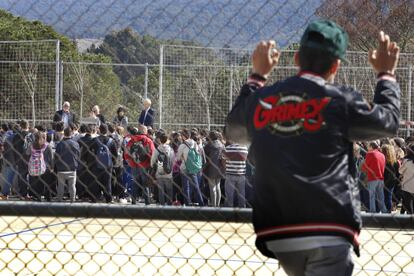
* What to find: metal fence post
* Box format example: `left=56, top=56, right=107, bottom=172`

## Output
left=159, top=45, right=164, bottom=129
left=407, top=65, right=413, bottom=138
left=229, top=65, right=233, bottom=112
left=55, top=40, right=60, bottom=112
left=59, top=60, right=63, bottom=108
left=144, top=62, right=149, bottom=99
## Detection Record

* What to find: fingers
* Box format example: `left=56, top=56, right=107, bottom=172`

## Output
left=368, top=49, right=376, bottom=65
left=378, top=31, right=390, bottom=52
left=389, top=42, right=400, bottom=57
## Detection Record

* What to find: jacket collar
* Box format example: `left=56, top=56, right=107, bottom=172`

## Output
left=298, top=71, right=326, bottom=86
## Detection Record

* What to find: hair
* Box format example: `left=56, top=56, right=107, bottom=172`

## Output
left=92, top=105, right=100, bottom=113
left=298, top=47, right=337, bottom=75
left=200, top=129, right=208, bottom=138
left=393, top=137, right=405, bottom=150
left=54, top=121, right=64, bottom=132
left=107, top=123, right=115, bottom=133
left=79, top=124, right=87, bottom=134
left=84, top=124, right=92, bottom=134
left=99, top=124, right=108, bottom=135
left=1, top=123, right=8, bottom=132
left=159, top=133, right=168, bottom=144
left=369, top=141, right=379, bottom=150
left=69, top=122, right=78, bottom=131
left=34, top=125, right=46, bottom=132
left=382, top=144, right=397, bottom=165
left=19, top=119, right=29, bottom=130
left=170, top=132, right=182, bottom=152
left=116, top=126, right=124, bottom=136
left=181, top=128, right=190, bottom=139
left=138, top=125, right=148, bottom=135
left=64, top=127, right=73, bottom=137
left=32, top=131, right=46, bottom=150
left=190, top=130, right=200, bottom=143
left=63, top=101, right=70, bottom=107
left=406, top=144, right=414, bottom=162
left=396, top=147, right=405, bottom=160
left=209, top=131, right=219, bottom=141
left=143, top=98, right=152, bottom=105
left=117, top=106, right=126, bottom=114
left=147, top=128, right=155, bottom=137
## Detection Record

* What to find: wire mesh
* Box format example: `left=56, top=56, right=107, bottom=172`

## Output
left=0, top=0, right=414, bottom=275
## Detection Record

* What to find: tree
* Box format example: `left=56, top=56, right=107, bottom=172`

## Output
left=316, top=0, right=414, bottom=52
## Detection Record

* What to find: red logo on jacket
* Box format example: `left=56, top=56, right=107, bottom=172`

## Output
left=253, top=94, right=331, bottom=135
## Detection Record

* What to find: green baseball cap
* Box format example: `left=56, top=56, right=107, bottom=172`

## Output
left=300, top=19, right=349, bottom=60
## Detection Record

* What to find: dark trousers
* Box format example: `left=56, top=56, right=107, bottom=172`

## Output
left=383, top=185, right=395, bottom=213
left=16, top=163, right=28, bottom=198
left=172, top=172, right=182, bottom=203
left=112, top=166, right=125, bottom=199
left=181, top=172, right=204, bottom=206
left=93, top=167, right=112, bottom=203
left=29, top=171, right=52, bottom=201
left=401, top=190, right=414, bottom=214
left=78, top=168, right=94, bottom=201
left=131, top=167, right=150, bottom=205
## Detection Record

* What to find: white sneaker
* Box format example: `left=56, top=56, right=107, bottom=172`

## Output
left=119, top=198, right=128, bottom=204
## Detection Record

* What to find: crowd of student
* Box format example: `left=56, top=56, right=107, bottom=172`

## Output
left=355, top=137, right=414, bottom=214
left=0, top=112, right=254, bottom=207
left=1, top=104, right=414, bottom=212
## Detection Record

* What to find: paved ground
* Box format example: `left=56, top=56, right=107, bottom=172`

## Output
left=0, top=216, right=413, bottom=275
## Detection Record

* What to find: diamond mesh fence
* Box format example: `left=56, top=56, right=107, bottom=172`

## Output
left=0, top=0, right=414, bottom=275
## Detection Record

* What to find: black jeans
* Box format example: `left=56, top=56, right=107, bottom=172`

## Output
left=93, top=167, right=112, bottom=203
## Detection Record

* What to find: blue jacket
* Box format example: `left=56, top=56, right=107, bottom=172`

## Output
left=226, top=72, right=400, bottom=257
left=55, top=138, right=80, bottom=172
left=138, top=108, right=155, bottom=128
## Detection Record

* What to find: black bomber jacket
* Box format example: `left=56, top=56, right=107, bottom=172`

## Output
left=225, top=72, right=400, bottom=257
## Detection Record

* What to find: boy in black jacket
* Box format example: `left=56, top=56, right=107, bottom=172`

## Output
left=226, top=20, right=400, bottom=276
left=55, top=127, right=80, bottom=202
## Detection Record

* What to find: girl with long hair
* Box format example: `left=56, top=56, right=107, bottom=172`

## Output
left=381, top=144, right=400, bottom=212
left=28, top=131, right=53, bottom=201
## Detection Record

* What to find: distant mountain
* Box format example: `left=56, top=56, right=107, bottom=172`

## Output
left=0, top=0, right=321, bottom=47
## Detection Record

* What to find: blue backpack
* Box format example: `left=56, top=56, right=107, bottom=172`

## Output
left=95, top=138, right=113, bottom=169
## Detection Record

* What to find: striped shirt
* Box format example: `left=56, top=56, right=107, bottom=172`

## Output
left=223, top=144, right=248, bottom=175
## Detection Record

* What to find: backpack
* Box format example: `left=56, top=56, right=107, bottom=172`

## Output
left=156, top=147, right=172, bottom=175
left=129, top=140, right=150, bottom=163
left=24, top=133, right=34, bottom=155
left=111, top=133, right=123, bottom=167
left=95, top=138, right=113, bottom=169
left=28, top=145, right=47, bottom=176
left=184, top=142, right=202, bottom=174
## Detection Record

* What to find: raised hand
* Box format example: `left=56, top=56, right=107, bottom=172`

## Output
left=252, top=40, right=280, bottom=78
left=368, top=31, right=400, bottom=75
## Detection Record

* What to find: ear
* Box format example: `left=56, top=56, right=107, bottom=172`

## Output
left=294, top=51, right=300, bottom=67
left=329, top=59, right=341, bottom=75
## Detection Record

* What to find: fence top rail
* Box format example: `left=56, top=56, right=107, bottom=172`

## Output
left=62, top=61, right=160, bottom=67
left=0, top=39, right=59, bottom=44
left=0, top=202, right=412, bottom=230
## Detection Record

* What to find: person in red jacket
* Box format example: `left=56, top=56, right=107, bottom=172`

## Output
left=362, top=141, right=387, bottom=213
left=126, top=125, right=155, bottom=205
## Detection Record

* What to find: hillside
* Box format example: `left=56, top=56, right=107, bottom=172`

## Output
left=0, top=0, right=321, bottom=47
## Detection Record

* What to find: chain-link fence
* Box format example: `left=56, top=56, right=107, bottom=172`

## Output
left=1, top=0, right=414, bottom=275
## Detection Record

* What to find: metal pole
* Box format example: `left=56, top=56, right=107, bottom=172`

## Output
left=229, top=65, right=233, bottom=112
left=55, top=40, right=60, bottom=111
left=59, top=61, right=63, bottom=108
left=407, top=66, right=412, bottom=138
left=159, top=46, right=164, bottom=129
left=144, top=62, right=149, bottom=99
